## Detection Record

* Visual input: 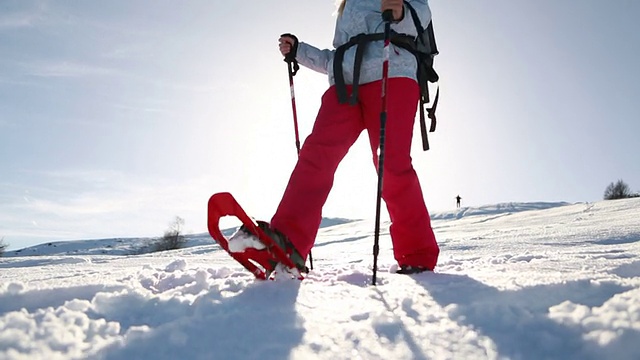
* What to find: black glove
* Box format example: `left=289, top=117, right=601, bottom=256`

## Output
left=281, top=33, right=299, bottom=62
left=281, top=33, right=300, bottom=76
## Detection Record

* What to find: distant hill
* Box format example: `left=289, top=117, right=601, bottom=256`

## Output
left=2, top=204, right=575, bottom=258
left=430, top=201, right=570, bottom=220
left=3, top=217, right=358, bottom=258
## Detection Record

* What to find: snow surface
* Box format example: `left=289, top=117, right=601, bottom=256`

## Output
left=227, top=228, right=267, bottom=253
left=1, top=199, right=639, bottom=360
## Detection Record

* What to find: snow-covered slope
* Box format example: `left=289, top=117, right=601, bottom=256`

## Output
left=1, top=199, right=639, bottom=360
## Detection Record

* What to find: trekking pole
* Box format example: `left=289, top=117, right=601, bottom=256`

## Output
left=372, top=10, right=394, bottom=286
left=285, top=56, right=301, bottom=156
left=283, top=34, right=313, bottom=270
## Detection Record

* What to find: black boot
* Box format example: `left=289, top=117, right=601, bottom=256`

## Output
left=396, top=265, right=432, bottom=274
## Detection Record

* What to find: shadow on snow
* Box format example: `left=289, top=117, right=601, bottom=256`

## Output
left=96, top=281, right=304, bottom=360
left=410, top=272, right=632, bottom=360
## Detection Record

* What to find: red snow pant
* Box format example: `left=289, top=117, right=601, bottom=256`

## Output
left=270, top=78, right=439, bottom=270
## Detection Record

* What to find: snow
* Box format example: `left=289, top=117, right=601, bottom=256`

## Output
left=227, top=228, right=267, bottom=253
left=1, top=198, right=639, bottom=360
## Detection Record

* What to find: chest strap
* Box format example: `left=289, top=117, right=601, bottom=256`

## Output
left=333, top=32, right=416, bottom=105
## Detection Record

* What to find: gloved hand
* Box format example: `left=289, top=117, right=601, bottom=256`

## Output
left=381, top=0, right=404, bottom=21
left=279, top=33, right=299, bottom=63
left=279, top=33, right=299, bottom=75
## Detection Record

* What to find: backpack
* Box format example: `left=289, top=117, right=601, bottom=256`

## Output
left=332, top=1, right=441, bottom=150
left=405, top=1, right=440, bottom=151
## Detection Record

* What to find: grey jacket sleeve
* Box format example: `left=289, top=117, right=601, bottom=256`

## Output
left=295, top=42, right=334, bottom=75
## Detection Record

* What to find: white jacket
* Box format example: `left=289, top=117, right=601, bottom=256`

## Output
left=295, top=0, right=431, bottom=86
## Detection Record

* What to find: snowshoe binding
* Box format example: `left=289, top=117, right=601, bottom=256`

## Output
left=232, top=220, right=309, bottom=278
left=396, top=265, right=432, bottom=275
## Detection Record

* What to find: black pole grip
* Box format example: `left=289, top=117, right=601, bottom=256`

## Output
left=280, top=33, right=299, bottom=63
left=382, top=9, right=393, bottom=22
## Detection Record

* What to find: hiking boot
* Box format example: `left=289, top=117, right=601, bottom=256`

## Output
left=238, top=220, right=309, bottom=274
left=396, top=265, right=432, bottom=275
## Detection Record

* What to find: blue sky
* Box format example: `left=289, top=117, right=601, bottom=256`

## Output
left=1, top=0, right=639, bottom=250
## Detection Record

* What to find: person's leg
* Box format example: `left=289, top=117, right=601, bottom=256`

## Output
left=271, top=85, right=363, bottom=259
left=360, top=78, right=439, bottom=270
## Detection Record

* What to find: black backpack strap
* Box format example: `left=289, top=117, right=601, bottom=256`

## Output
left=405, top=2, right=424, bottom=34
left=428, top=85, right=439, bottom=132
left=419, top=98, right=430, bottom=151
left=426, top=21, right=438, bottom=56
left=335, top=33, right=415, bottom=105
left=334, top=33, right=384, bottom=104
left=418, top=84, right=439, bottom=151
left=405, top=2, right=439, bottom=55
left=351, top=34, right=382, bottom=105
left=333, top=41, right=351, bottom=104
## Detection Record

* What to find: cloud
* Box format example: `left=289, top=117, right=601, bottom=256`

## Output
left=0, top=169, right=215, bottom=244
left=0, top=1, right=47, bottom=29
left=101, top=45, right=149, bottom=60
left=112, top=103, right=170, bottom=115
left=26, top=61, right=119, bottom=78
left=0, top=12, right=39, bottom=29
left=0, top=14, right=35, bottom=28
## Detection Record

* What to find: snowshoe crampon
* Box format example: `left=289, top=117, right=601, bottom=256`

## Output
left=207, top=192, right=303, bottom=280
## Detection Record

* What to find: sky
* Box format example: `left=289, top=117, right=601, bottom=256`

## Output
left=1, top=198, right=640, bottom=359
left=1, top=0, right=640, bottom=250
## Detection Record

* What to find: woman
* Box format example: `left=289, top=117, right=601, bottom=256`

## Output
left=240, top=0, right=439, bottom=275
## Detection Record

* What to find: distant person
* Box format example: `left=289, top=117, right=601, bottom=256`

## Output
left=456, top=195, right=462, bottom=208
left=231, top=0, right=440, bottom=275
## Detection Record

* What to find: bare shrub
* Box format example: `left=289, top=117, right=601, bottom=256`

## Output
left=604, top=179, right=638, bottom=200
left=153, top=216, right=186, bottom=252
left=0, top=237, right=8, bottom=257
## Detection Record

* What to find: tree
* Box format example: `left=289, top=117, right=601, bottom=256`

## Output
left=0, top=237, right=8, bottom=257
left=603, top=179, right=638, bottom=200
left=154, top=216, right=187, bottom=252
